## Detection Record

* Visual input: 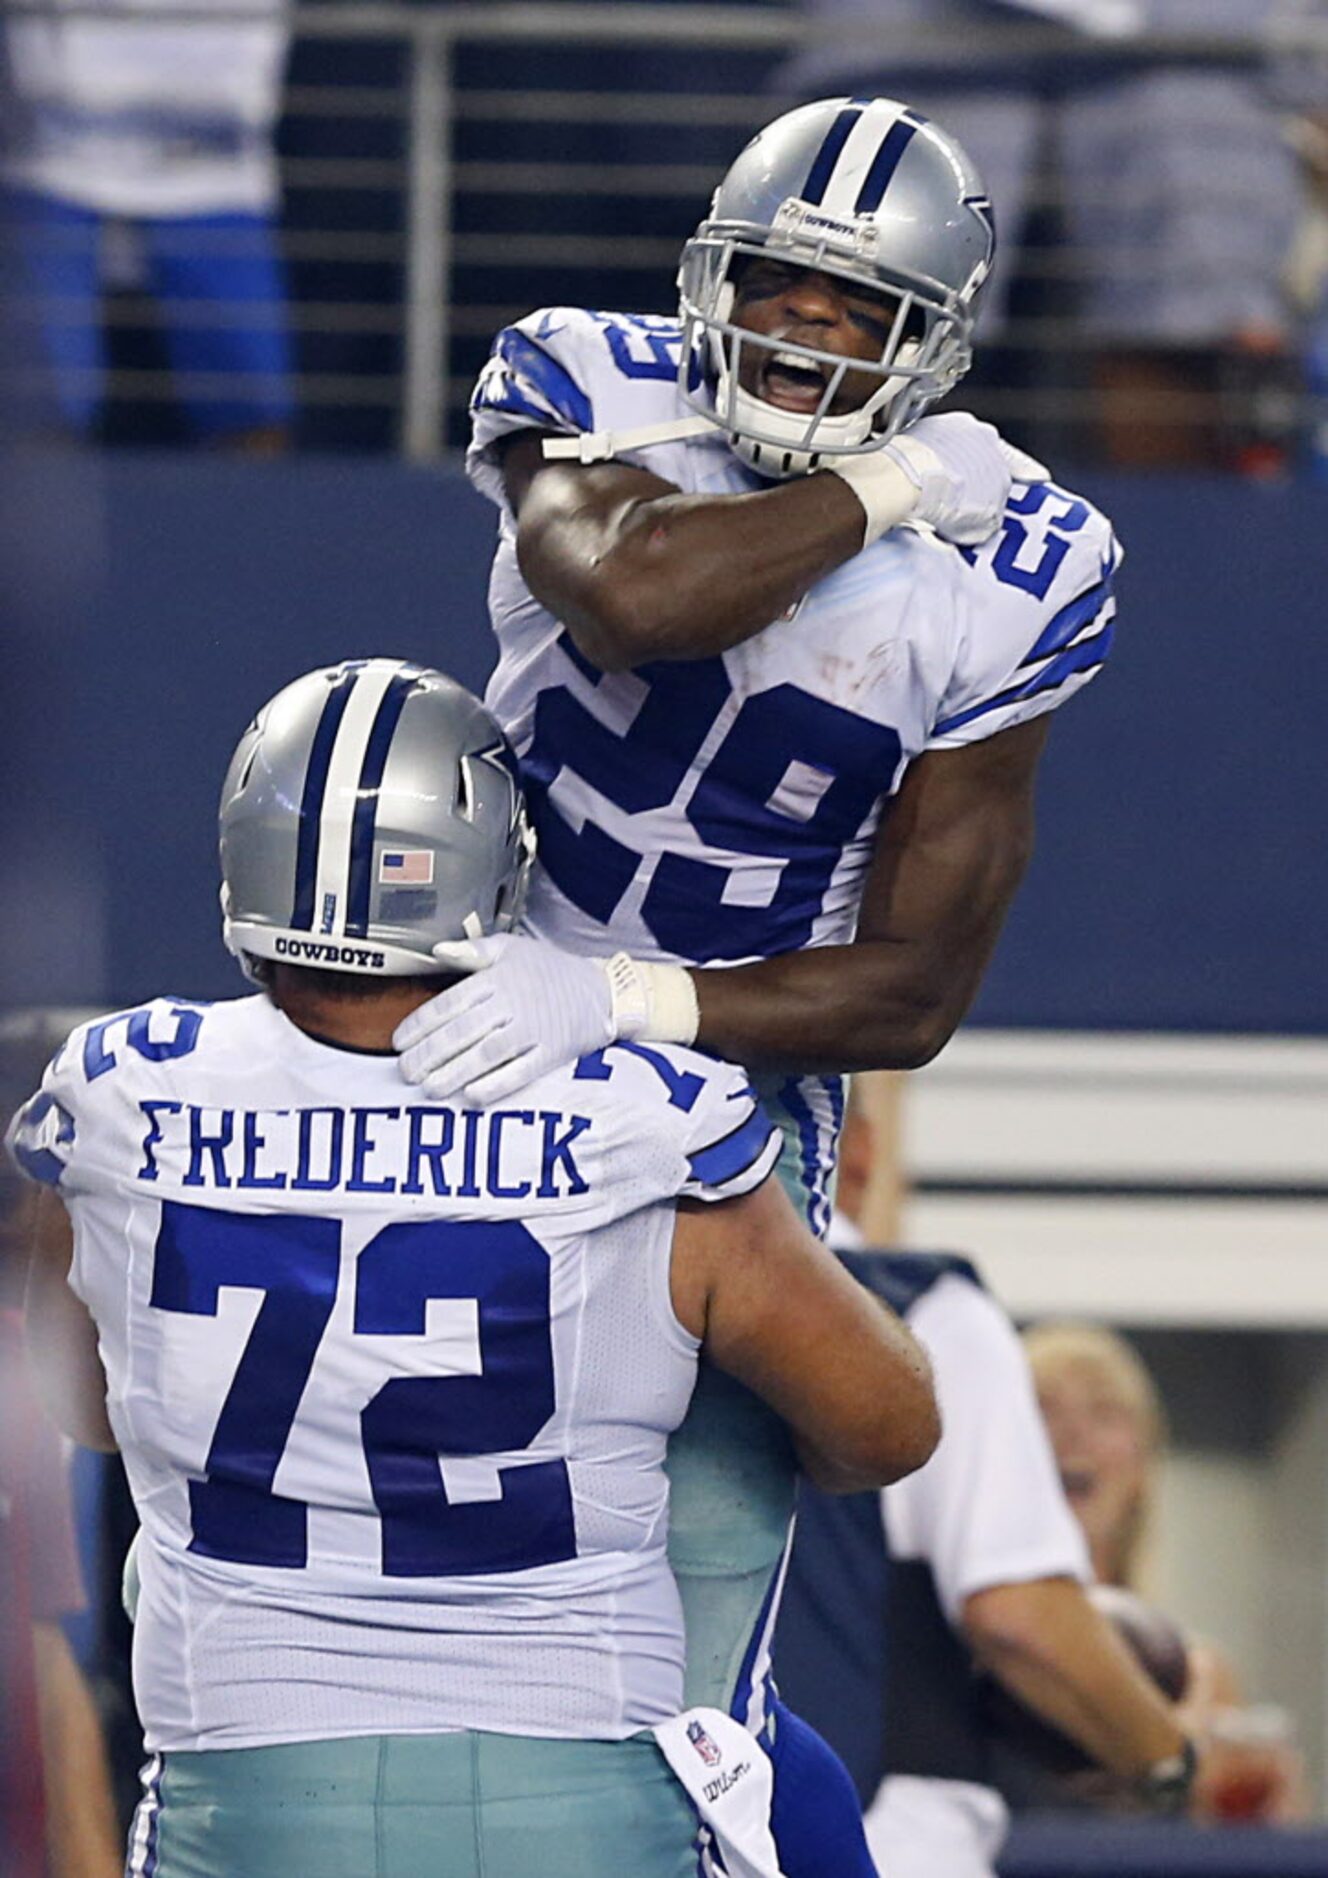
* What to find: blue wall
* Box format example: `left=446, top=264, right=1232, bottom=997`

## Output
left=969, top=472, right=1326, bottom=1032
left=4, top=451, right=1324, bottom=1032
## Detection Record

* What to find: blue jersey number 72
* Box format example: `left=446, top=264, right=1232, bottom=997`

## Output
left=150, top=1201, right=577, bottom=1577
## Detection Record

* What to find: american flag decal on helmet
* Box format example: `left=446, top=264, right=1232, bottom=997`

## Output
left=379, top=850, right=434, bottom=884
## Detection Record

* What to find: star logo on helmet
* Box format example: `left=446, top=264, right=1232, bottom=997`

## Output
left=963, top=195, right=996, bottom=294
left=461, top=741, right=523, bottom=834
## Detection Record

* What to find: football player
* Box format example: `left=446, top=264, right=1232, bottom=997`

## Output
left=7, top=660, right=938, bottom=1878
left=395, top=97, right=1121, bottom=1872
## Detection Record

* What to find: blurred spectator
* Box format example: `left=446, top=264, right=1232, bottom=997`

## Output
left=780, top=0, right=1312, bottom=470
left=1288, top=106, right=1328, bottom=477
left=1025, top=1321, right=1308, bottom=1823
left=774, top=1088, right=1195, bottom=1878
left=1276, top=0, right=1328, bottom=472
left=4, top=0, right=293, bottom=450
left=1021, top=1321, right=1161, bottom=1588
left=1, top=1164, right=123, bottom=1877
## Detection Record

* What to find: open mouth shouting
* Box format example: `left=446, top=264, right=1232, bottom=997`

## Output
left=758, top=347, right=833, bottom=415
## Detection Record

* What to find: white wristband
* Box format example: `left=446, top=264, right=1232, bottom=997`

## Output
left=600, top=952, right=700, bottom=1046
left=824, top=449, right=921, bottom=549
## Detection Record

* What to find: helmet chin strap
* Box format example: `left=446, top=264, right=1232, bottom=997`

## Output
left=542, top=414, right=720, bottom=464
left=540, top=308, right=922, bottom=479
left=539, top=391, right=902, bottom=480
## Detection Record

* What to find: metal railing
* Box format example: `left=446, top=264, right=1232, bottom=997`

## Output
left=3, top=3, right=1327, bottom=460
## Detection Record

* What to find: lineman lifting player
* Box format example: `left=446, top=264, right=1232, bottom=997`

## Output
left=393, top=94, right=1194, bottom=1870
left=8, top=660, right=939, bottom=1878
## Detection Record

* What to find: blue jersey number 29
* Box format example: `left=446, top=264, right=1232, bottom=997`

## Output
left=523, top=648, right=902, bottom=961
left=150, top=1201, right=576, bottom=1577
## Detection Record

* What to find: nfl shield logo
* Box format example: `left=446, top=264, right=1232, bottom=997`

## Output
left=686, top=1719, right=722, bottom=1768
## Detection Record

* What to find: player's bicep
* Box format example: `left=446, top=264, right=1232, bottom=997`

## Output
left=24, top=1187, right=115, bottom=1452
left=502, top=431, right=677, bottom=535
left=672, top=1179, right=938, bottom=1491
left=502, top=434, right=683, bottom=653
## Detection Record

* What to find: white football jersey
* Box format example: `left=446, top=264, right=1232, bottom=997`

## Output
left=7, top=993, right=781, bottom=1752
left=468, top=306, right=1121, bottom=973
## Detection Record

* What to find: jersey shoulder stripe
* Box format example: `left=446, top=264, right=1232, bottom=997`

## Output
left=4, top=997, right=227, bottom=1189
left=933, top=594, right=1116, bottom=736
left=467, top=307, right=693, bottom=513
left=570, top=1042, right=781, bottom=1205
left=476, top=321, right=594, bottom=435
left=686, top=1104, right=781, bottom=1195
left=929, top=481, right=1122, bottom=749
left=1022, top=564, right=1115, bottom=667
left=7, top=1087, right=75, bottom=1185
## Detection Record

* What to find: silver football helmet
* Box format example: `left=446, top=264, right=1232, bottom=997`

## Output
left=677, top=97, right=996, bottom=478
left=219, top=658, right=535, bottom=978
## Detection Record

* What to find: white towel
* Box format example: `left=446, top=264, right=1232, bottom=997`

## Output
left=653, top=1707, right=788, bottom=1878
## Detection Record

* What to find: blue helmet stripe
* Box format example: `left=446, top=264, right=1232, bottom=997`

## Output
left=801, top=101, right=866, bottom=206
left=344, top=668, right=422, bottom=939
left=290, top=667, right=359, bottom=931
left=854, top=117, right=919, bottom=213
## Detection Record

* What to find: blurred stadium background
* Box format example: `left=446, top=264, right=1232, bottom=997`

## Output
left=1, top=3, right=1327, bottom=1871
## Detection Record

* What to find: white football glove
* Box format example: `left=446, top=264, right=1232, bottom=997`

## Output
left=828, top=412, right=1049, bottom=549
left=394, top=933, right=699, bottom=1104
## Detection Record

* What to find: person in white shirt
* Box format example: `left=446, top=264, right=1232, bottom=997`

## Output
left=6, top=0, right=293, bottom=448
left=779, top=0, right=1308, bottom=468
left=773, top=1090, right=1197, bottom=1877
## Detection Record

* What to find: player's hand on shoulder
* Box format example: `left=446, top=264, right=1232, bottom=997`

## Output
left=885, top=412, right=1047, bottom=547
left=394, top=933, right=617, bottom=1103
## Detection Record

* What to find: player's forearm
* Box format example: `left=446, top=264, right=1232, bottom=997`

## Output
left=690, top=937, right=990, bottom=1075
left=521, top=472, right=866, bottom=671
left=962, top=1580, right=1188, bottom=1777
left=793, top=1433, right=921, bottom=1495
left=686, top=745, right=1039, bottom=1073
